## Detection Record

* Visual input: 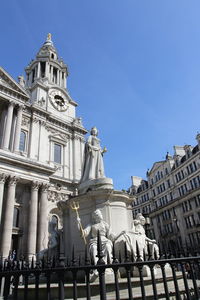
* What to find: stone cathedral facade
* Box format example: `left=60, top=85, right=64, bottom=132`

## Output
left=0, top=34, right=87, bottom=258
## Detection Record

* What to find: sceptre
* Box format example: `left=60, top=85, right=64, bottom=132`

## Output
left=71, top=201, right=87, bottom=245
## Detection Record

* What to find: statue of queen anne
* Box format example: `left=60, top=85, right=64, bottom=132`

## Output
left=80, top=127, right=107, bottom=182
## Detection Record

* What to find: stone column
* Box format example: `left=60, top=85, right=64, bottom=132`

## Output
left=50, top=65, right=53, bottom=82
left=37, top=62, right=41, bottom=78
left=64, top=73, right=67, bottom=88
left=26, top=181, right=40, bottom=259
left=3, top=101, right=15, bottom=149
left=45, top=62, right=49, bottom=78
left=0, top=176, right=19, bottom=258
left=73, top=135, right=80, bottom=181
left=0, top=173, right=8, bottom=225
left=59, top=71, right=62, bottom=87
left=13, top=105, right=23, bottom=152
left=37, top=183, right=49, bottom=252
left=57, top=69, right=59, bottom=85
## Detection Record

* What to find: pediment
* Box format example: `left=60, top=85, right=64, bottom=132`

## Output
left=49, top=131, right=70, bottom=142
left=149, top=161, right=164, bottom=174
left=0, top=66, right=29, bottom=100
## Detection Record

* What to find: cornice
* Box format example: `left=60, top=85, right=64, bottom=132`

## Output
left=0, top=86, right=29, bottom=103
left=0, top=150, right=55, bottom=175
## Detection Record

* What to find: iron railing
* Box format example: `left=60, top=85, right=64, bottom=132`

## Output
left=0, top=234, right=200, bottom=300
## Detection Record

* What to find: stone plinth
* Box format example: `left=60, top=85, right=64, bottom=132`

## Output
left=78, top=178, right=113, bottom=194
left=58, top=189, right=134, bottom=259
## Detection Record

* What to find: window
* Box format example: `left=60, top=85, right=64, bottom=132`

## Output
left=195, top=194, right=200, bottom=207
left=54, top=143, right=61, bottom=164
left=184, top=215, right=196, bottom=228
left=40, top=61, right=46, bottom=78
left=32, top=69, right=35, bottom=83
left=19, top=131, right=26, bottom=152
left=13, top=207, right=19, bottom=228
left=53, top=67, right=57, bottom=83
left=167, top=179, right=171, bottom=188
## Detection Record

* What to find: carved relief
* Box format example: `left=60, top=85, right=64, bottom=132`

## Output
left=21, top=116, right=30, bottom=128
left=48, top=191, right=57, bottom=202
left=48, top=190, right=69, bottom=202
left=38, top=97, right=46, bottom=107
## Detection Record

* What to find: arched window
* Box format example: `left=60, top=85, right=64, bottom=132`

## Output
left=19, top=131, right=26, bottom=152
left=13, top=207, right=19, bottom=228
left=54, top=143, right=61, bottom=164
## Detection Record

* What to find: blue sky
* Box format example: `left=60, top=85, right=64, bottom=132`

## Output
left=1, top=0, right=200, bottom=190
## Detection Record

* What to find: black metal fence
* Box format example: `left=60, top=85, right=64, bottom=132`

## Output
left=1, top=235, right=200, bottom=300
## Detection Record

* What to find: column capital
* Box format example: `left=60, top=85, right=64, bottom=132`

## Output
left=8, top=100, right=16, bottom=107
left=18, top=104, right=25, bottom=110
left=8, top=175, right=20, bottom=186
left=41, top=183, right=50, bottom=192
left=31, top=181, right=40, bottom=190
left=0, top=173, right=8, bottom=184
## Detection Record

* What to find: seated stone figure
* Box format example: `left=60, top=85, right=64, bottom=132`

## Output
left=78, top=209, right=124, bottom=264
left=124, top=213, right=159, bottom=260
left=77, top=209, right=125, bottom=280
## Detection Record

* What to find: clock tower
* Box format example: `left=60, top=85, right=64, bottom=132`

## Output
left=25, top=34, right=77, bottom=121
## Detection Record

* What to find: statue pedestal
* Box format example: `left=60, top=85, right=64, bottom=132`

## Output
left=59, top=188, right=134, bottom=260
left=78, top=178, right=113, bottom=194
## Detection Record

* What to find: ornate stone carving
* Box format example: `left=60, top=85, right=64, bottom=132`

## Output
left=0, top=173, right=8, bottom=184
left=8, top=176, right=20, bottom=186
left=48, top=190, right=69, bottom=202
left=38, top=97, right=46, bottom=107
left=33, top=117, right=40, bottom=123
left=48, top=191, right=57, bottom=202
left=21, top=116, right=30, bottom=128
left=73, top=117, right=83, bottom=126
left=41, top=183, right=50, bottom=192
left=31, top=181, right=40, bottom=190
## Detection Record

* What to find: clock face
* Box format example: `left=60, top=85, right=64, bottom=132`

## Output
left=49, top=90, right=68, bottom=111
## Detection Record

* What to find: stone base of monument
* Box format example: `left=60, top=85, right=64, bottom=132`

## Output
left=60, top=188, right=134, bottom=261
left=17, top=269, right=189, bottom=299
left=78, top=177, right=113, bottom=194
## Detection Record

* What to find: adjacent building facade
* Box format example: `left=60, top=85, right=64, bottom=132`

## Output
left=0, top=34, right=87, bottom=258
left=130, top=135, right=200, bottom=253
